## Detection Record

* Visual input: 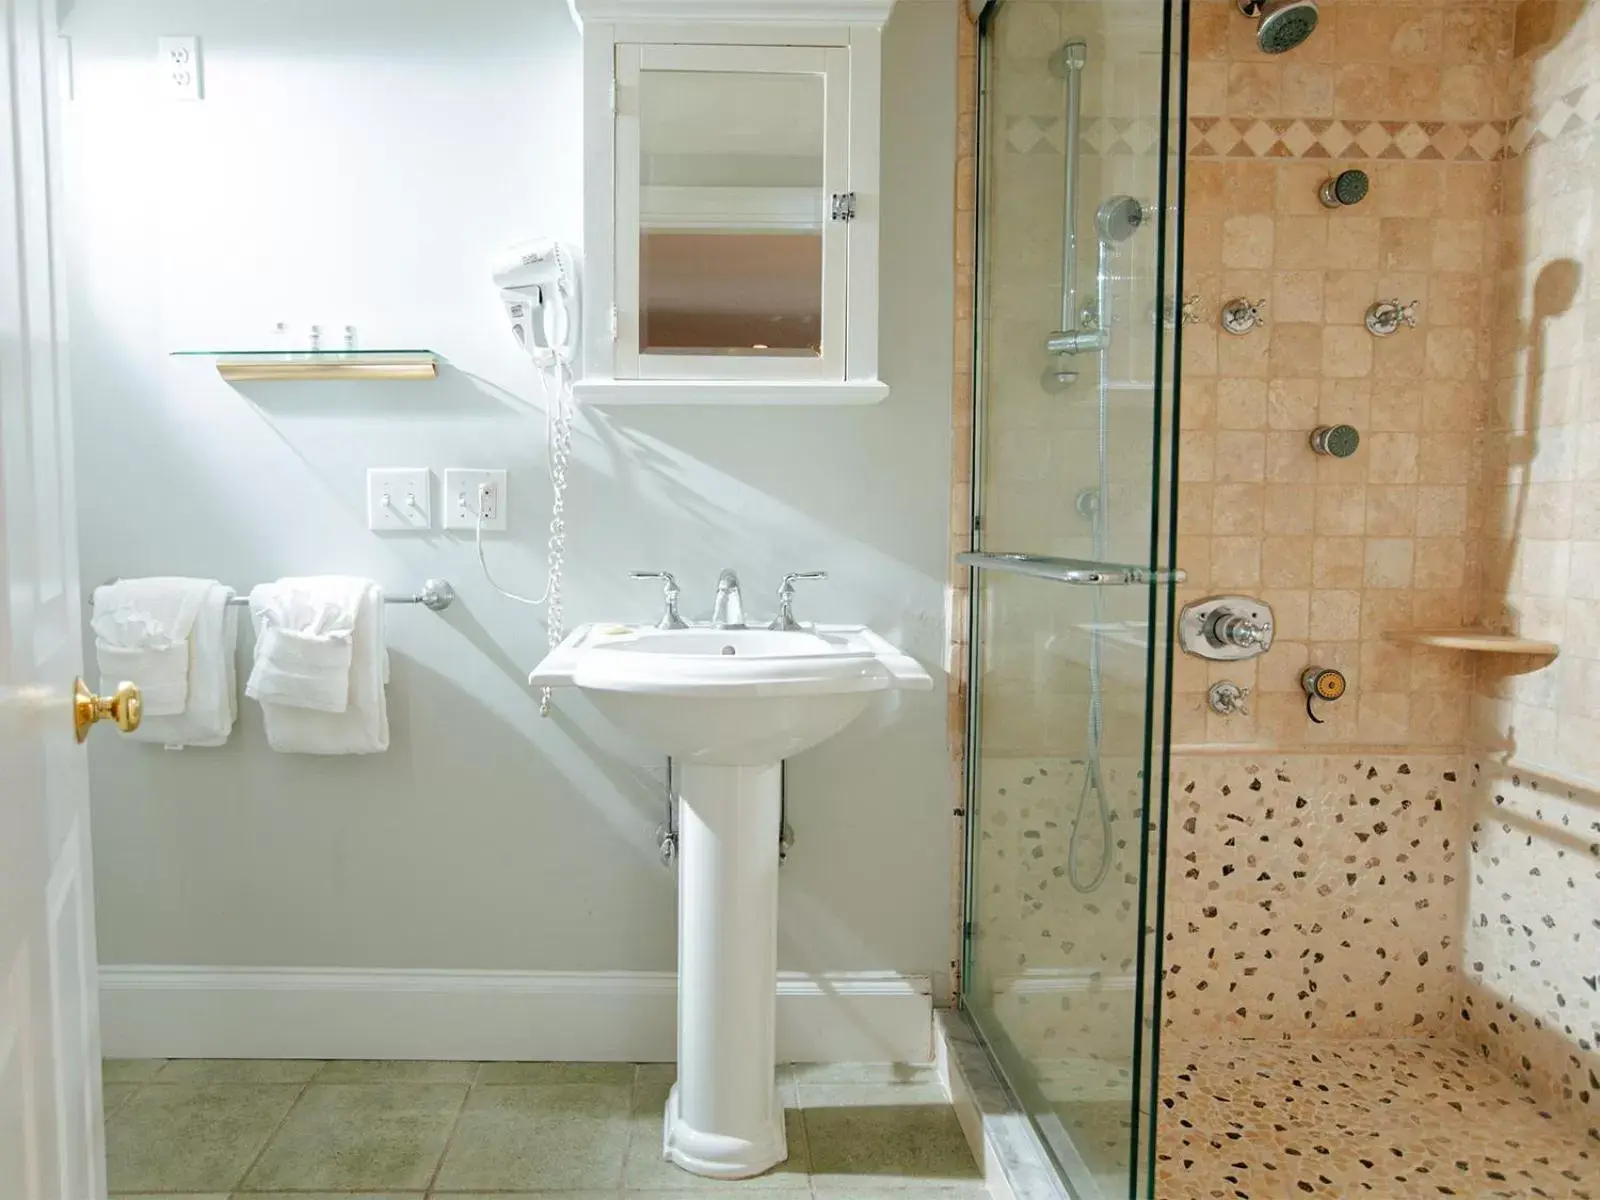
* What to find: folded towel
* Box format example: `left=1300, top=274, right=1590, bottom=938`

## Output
left=249, top=578, right=388, bottom=755
left=91, top=577, right=213, bottom=717
left=128, top=584, right=240, bottom=748
left=246, top=577, right=365, bottom=713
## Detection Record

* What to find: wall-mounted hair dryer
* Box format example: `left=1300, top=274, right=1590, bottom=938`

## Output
left=491, top=240, right=580, bottom=367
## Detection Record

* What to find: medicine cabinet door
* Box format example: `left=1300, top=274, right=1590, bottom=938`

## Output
left=614, top=43, right=850, bottom=383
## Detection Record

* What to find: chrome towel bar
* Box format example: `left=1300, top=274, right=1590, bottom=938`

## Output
left=93, top=578, right=456, bottom=612
left=957, top=552, right=1184, bottom=587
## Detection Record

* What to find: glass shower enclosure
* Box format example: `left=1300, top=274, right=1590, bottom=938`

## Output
left=960, top=1, right=1185, bottom=1197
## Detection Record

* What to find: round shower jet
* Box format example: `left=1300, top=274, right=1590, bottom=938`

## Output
left=1238, top=0, right=1320, bottom=54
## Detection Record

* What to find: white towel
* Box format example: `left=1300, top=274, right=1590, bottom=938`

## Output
left=246, top=577, right=365, bottom=713
left=91, top=577, right=212, bottom=716
left=249, top=578, right=388, bottom=755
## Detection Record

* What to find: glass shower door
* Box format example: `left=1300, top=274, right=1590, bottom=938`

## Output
left=961, top=2, right=1185, bottom=1197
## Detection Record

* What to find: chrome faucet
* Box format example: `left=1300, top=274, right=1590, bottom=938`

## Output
left=711, top=568, right=745, bottom=629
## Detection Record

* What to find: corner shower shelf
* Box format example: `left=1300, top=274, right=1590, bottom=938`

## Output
left=1385, top=630, right=1560, bottom=656
left=171, top=350, right=440, bottom=381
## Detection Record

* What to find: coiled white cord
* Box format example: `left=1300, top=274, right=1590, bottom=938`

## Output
left=475, top=355, right=575, bottom=718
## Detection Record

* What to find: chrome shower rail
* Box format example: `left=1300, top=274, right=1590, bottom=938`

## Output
left=957, top=551, right=1184, bottom=586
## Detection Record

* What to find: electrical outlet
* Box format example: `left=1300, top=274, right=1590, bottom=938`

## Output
left=443, top=469, right=508, bottom=531
left=157, top=36, right=201, bottom=100
left=367, top=468, right=432, bottom=532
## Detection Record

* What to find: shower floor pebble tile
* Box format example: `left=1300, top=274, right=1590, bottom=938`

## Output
left=1159, top=1037, right=1598, bottom=1198
left=103, top=1059, right=984, bottom=1200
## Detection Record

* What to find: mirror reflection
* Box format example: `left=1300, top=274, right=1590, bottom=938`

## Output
left=639, top=68, right=825, bottom=357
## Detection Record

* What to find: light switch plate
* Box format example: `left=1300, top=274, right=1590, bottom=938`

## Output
left=367, top=468, right=432, bottom=532
left=443, top=468, right=508, bottom=531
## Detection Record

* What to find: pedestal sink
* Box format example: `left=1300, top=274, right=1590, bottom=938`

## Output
left=530, top=623, right=931, bottom=1179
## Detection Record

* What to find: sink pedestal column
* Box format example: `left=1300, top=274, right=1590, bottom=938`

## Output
left=663, top=761, right=787, bottom=1179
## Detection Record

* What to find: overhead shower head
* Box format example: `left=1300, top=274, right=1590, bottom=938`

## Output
left=1096, top=196, right=1145, bottom=245
left=1239, top=0, right=1319, bottom=54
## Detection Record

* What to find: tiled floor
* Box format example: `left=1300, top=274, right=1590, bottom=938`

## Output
left=1157, top=1038, right=1598, bottom=1199
left=101, top=1058, right=986, bottom=1199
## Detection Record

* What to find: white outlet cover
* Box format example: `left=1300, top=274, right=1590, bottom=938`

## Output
left=367, top=468, right=432, bottom=532
left=157, top=36, right=201, bottom=100
left=443, top=468, right=508, bottom=531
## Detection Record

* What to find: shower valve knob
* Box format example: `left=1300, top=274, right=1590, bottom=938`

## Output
left=1208, top=681, right=1251, bottom=717
left=1221, top=297, right=1267, bottom=336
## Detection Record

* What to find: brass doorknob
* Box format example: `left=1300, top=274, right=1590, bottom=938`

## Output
left=73, top=678, right=142, bottom=743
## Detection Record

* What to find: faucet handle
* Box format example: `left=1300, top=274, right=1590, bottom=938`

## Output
left=771, top=572, right=827, bottom=632
left=779, top=571, right=828, bottom=593
left=629, top=571, right=687, bottom=629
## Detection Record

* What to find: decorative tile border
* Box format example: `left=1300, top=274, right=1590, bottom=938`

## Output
left=1188, top=116, right=1507, bottom=161
left=1181, top=82, right=1600, bottom=161
left=1005, top=114, right=1166, bottom=156
left=1506, top=79, right=1600, bottom=157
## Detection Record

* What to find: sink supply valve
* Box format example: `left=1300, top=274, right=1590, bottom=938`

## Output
left=1310, top=423, right=1361, bottom=458
left=1301, top=665, right=1347, bottom=724
left=1179, top=595, right=1275, bottom=661
left=1208, top=680, right=1251, bottom=717
left=1221, top=297, right=1267, bottom=336
left=1366, top=299, right=1419, bottom=338
left=1319, top=168, right=1370, bottom=209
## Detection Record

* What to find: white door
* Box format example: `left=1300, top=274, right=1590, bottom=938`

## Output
left=1, top=0, right=112, bottom=1197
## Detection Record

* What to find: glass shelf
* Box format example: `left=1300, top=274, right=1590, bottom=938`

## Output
left=171, top=349, right=439, bottom=381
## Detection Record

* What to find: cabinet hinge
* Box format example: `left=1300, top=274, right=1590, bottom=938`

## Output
left=831, top=192, right=857, bottom=222
left=609, top=77, right=618, bottom=116
left=609, top=304, right=619, bottom=342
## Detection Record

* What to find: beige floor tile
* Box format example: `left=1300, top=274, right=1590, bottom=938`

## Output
left=101, top=1058, right=167, bottom=1082
left=784, top=1062, right=941, bottom=1087
left=797, top=1083, right=982, bottom=1189
left=627, top=1192, right=810, bottom=1199
left=314, top=1059, right=478, bottom=1083
left=476, top=1061, right=636, bottom=1086
left=105, top=1083, right=302, bottom=1193
left=157, top=1058, right=324, bottom=1084
left=634, top=1062, right=678, bottom=1088
left=240, top=1082, right=467, bottom=1192
left=622, top=1078, right=810, bottom=1191
left=101, top=1082, right=140, bottom=1118
left=108, top=1194, right=229, bottom=1200
left=432, top=1083, right=631, bottom=1192
left=811, top=1187, right=991, bottom=1198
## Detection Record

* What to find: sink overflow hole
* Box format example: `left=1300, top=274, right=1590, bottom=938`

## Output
left=721, top=645, right=737, bottom=656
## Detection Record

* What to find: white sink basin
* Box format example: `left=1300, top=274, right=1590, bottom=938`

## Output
left=530, top=623, right=930, bottom=765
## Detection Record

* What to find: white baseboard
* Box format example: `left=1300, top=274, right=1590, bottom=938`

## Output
left=99, top=966, right=933, bottom=1064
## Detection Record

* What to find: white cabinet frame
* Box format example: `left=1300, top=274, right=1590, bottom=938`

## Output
left=569, top=2, right=893, bottom=406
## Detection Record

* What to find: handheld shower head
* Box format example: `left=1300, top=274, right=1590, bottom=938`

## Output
left=1096, top=196, right=1145, bottom=245
left=1239, top=0, right=1319, bottom=54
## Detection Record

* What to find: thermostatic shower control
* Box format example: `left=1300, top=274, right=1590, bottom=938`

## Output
left=1179, top=595, right=1276, bottom=662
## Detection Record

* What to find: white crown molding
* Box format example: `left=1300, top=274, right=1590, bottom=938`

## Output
left=569, top=0, right=897, bottom=28
left=100, top=966, right=933, bottom=1064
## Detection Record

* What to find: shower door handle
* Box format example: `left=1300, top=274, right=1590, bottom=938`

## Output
left=957, top=552, right=1185, bottom=586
